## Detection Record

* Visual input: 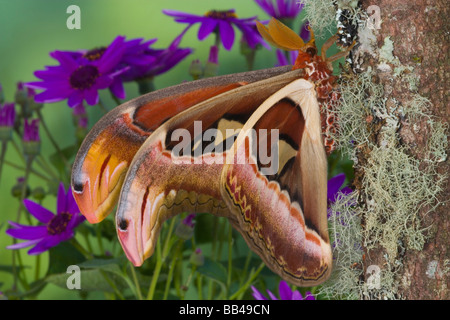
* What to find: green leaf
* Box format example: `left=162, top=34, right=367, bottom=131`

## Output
left=46, top=241, right=86, bottom=275
left=196, top=257, right=228, bottom=285
left=78, top=258, right=124, bottom=276
left=45, top=269, right=128, bottom=293
left=49, top=144, right=78, bottom=176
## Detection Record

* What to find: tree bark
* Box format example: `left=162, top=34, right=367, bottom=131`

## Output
left=358, top=0, right=449, bottom=299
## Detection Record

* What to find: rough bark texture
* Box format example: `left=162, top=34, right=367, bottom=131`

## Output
left=359, top=0, right=449, bottom=299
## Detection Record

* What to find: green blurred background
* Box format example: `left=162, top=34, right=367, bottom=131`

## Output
left=0, top=0, right=341, bottom=299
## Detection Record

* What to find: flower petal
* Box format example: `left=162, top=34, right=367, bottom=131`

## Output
left=56, top=183, right=67, bottom=214
left=27, top=236, right=63, bottom=255
left=23, top=199, right=54, bottom=223
left=291, top=290, right=303, bottom=300
left=68, top=90, right=84, bottom=108
left=304, top=291, right=316, bottom=300
left=6, top=225, right=48, bottom=240
left=162, top=9, right=204, bottom=22
left=109, top=78, right=126, bottom=100
left=99, top=36, right=126, bottom=73
left=198, top=19, right=218, bottom=40
left=219, top=20, right=235, bottom=50
left=327, top=173, right=346, bottom=202
left=67, top=189, right=80, bottom=215
left=266, top=289, right=278, bottom=300
left=49, top=51, right=78, bottom=71
left=84, top=88, right=99, bottom=106
left=6, top=239, right=41, bottom=250
left=251, top=286, right=267, bottom=300
left=278, top=280, right=292, bottom=300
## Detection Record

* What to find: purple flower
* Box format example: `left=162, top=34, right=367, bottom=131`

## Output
left=255, top=0, right=304, bottom=20
left=72, top=103, right=88, bottom=129
left=26, top=36, right=128, bottom=108
left=163, top=9, right=264, bottom=50
left=23, top=119, right=40, bottom=142
left=299, top=20, right=310, bottom=42
left=0, top=103, right=15, bottom=127
left=175, top=213, right=196, bottom=240
left=208, top=45, right=219, bottom=64
left=327, top=173, right=353, bottom=219
left=276, top=49, right=298, bottom=66
left=6, top=183, right=85, bottom=255
left=122, top=34, right=192, bottom=81
left=182, top=213, right=196, bottom=228
left=327, top=173, right=352, bottom=204
left=251, top=280, right=315, bottom=300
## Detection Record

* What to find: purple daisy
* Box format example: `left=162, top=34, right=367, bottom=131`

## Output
left=124, top=34, right=193, bottom=81
left=6, top=183, right=85, bottom=255
left=255, top=0, right=304, bottom=20
left=163, top=9, right=264, bottom=50
left=251, top=280, right=315, bottom=300
left=0, top=102, right=15, bottom=127
left=26, top=36, right=129, bottom=108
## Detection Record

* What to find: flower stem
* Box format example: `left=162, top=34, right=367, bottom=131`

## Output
left=228, top=262, right=265, bottom=300
left=97, top=99, right=109, bottom=114
left=34, top=254, right=41, bottom=281
left=129, top=262, right=143, bottom=300
left=227, top=223, right=233, bottom=293
left=70, top=237, right=93, bottom=260
left=36, top=109, right=69, bottom=167
left=163, top=239, right=183, bottom=299
left=100, top=270, right=125, bottom=300
left=4, top=160, right=53, bottom=182
left=147, top=239, right=162, bottom=300
left=16, top=155, right=33, bottom=222
left=0, top=141, right=7, bottom=183
left=147, top=218, right=177, bottom=300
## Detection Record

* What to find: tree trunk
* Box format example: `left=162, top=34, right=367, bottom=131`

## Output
left=357, top=0, right=449, bottom=300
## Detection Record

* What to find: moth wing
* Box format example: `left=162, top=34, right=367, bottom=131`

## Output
left=113, top=69, right=304, bottom=266
left=221, top=78, right=331, bottom=286
left=71, top=66, right=292, bottom=223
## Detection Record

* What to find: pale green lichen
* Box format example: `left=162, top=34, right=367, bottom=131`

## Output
left=323, top=65, right=447, bottom=299
left=329, top=67, right=385, bottom=158
left=402, top=94, right=449, bottom=162
left=299, top=0, right=337, bottom=36
left=318, top=191, right=364, bottom=300
left=304, top=1, right=447, bottom=300
left=299, top=0, right=362, bottom=38
left=361, top=143, right=442, bottom=259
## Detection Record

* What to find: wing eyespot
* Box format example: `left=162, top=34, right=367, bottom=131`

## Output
left=118, top=218, right=129, bottom=231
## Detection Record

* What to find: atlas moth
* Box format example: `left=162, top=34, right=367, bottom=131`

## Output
left=71, top=18, right=354, bottom=286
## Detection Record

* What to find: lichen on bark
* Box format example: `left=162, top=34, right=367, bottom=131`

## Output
left=308, top=0, right=449, bottom=300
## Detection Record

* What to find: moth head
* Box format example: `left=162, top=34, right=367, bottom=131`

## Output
left=256, top=18, right=318, bottom=62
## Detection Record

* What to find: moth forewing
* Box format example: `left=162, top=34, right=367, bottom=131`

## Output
left=114, top=69, right=306, bottom=266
